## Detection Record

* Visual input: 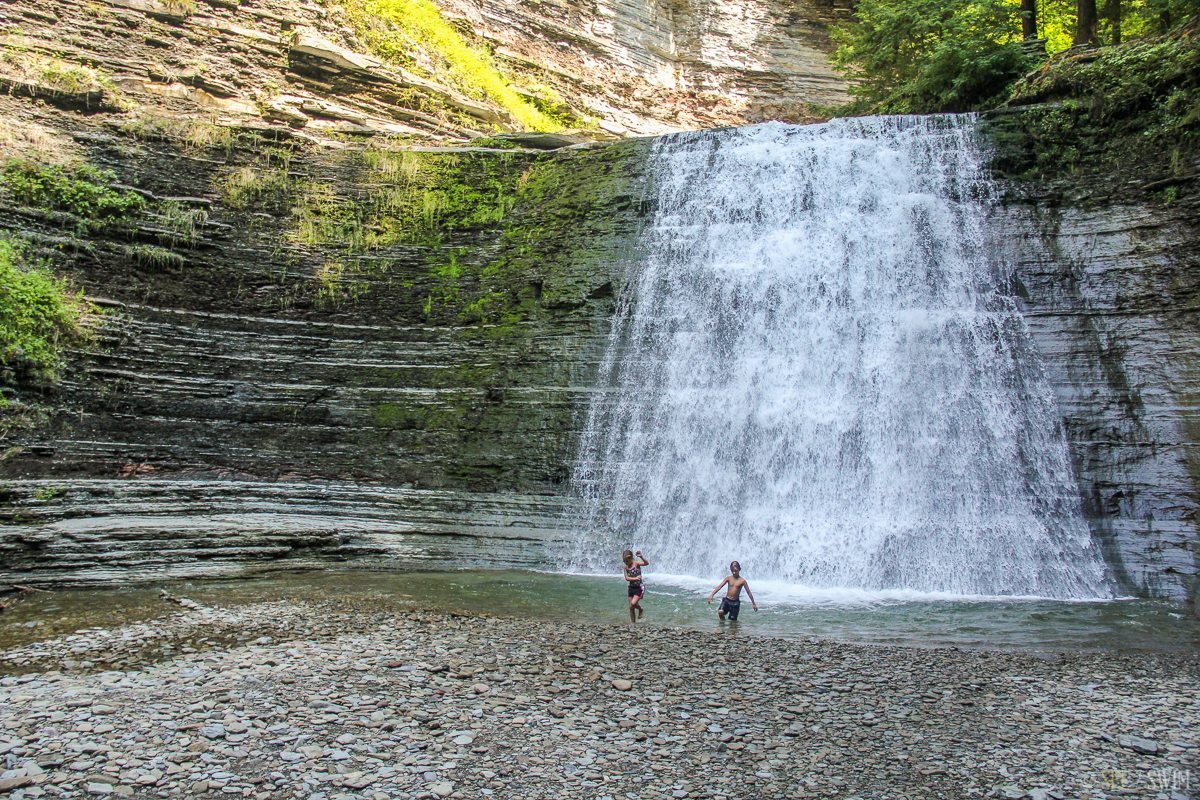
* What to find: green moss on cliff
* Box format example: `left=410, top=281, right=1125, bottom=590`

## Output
left=986, top=21, right=1200, bottom=194
left=372, top=399, right=468, bottom=430
left=0, top=160, right=146, bottom=230
left=0, top=236, right=90, bottom=389
left=335, top=0, right=565, bottom=132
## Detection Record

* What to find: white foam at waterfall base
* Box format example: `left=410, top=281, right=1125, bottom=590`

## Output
left=568, top=116, right=1113, bottom=600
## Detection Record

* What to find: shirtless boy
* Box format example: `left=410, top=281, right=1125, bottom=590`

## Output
left=707, top=560, right=758, bottom=621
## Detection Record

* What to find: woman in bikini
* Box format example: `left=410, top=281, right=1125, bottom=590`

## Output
left=622, top=549, right=650, bottom=623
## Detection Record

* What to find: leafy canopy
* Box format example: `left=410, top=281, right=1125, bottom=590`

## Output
left=832, top=0, right=1200, bottom=114
left=833, top=0, right=1034, bottom=114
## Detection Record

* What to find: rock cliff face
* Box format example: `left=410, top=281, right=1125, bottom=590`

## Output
left=438, top=0, right=852, bottom=134
left=0, top=0, right=848, bottom=145
left=0, top=0, right=671, bottom=583
left=980, top=100, right=1200, bottom=603
left=994, top=196, right=1199, bottom=601
left=0, top=98, right=651, bottom=582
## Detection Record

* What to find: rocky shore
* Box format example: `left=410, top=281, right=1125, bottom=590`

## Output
left=1, top=599, right=1196, bottom=800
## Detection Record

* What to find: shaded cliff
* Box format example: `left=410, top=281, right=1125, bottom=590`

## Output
left=0, top=76, right=652, bottom=582
left=981, top=29, right=1200, bottom=601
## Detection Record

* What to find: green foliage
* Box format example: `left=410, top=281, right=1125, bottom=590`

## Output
left=220, top=163, right=292, bottom=210
left=0, top=45, right=133, bottom=109
left=314, top=260, right=369, bottom=307
left=1036, top=0, right=1200, bottom=50
left=0, top=236, right=89, bottom=388
left=121, top=113, right=242, bottom=154
left=125, top=243, right=186, bottom=271
left=293, top=183, right=364, bottom=249
left=32, top=485, right=65, bottom=501
left=989, top=21, right=1200, bottom=187
left=833, top=0, right=1036, bottom=113
left=154, top=200, right=209, bottom=246
left=339, top=0, right=564, bottom=132
left=1010, top=23, right=1200, bottom=112
left=0, top=160, right=146, bottom=231
left=292, top=149, right=524, bottom=254
left=833, top=0, right=1200, bottom=114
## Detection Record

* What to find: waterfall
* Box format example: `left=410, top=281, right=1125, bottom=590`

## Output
left=568, top=116, right=1111, bottom=599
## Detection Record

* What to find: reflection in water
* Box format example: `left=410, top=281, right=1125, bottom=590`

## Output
left=2, top=568, right=1196, bottom=654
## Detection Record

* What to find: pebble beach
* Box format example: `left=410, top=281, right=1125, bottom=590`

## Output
left=1, top=597, right=1197, bottom=800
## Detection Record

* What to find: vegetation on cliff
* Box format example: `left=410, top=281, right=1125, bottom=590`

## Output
left=0, top=236, right=89, bottom=391
left=335, top=0, right=567, bottom=132
left=833, top=0, right=1197, bottom=113
left=1, top=160, right=146, bottom=232
left=987, top=19, right=1199, bottom=192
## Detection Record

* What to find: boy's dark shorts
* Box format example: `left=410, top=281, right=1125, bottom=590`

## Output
left=628, top=582, right=644, bottom=598
left=719, top=597, right=741, bottom=620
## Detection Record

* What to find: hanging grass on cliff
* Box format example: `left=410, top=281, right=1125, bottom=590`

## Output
left=0, top=236, right=90, bottom=390
left=337, top=0, right=564, bottom=132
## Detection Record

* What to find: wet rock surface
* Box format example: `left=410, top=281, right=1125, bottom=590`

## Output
left=1, top=602, right=1197, bottom=800
left=997, top=197, right=1200, bottom=601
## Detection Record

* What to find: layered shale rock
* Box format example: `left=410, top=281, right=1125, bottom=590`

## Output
left=0, top=74, right=650, bottom=583
left=983, top=57, right=1200, bottom=602
left=437, top=0, right=853, bottom=134
left=999, top=199, right=1199, bottom=601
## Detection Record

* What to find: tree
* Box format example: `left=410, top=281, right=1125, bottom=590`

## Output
left=1021, top=0, right=1039, bottom=38
left=1075, top=0, right=1101, bottom=42
left=1105, top=0, right=1123, bottom=43
left=832, top=0, right=1036, bottom=113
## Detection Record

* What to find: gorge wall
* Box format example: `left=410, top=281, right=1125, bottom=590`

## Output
left=0, top=0, right=1195, bottom=603
left=988, top=142, right=1200, bottom=601
left=980, top=51, right=1200, bottom=603
left=0, top=0, right=851, bottom=584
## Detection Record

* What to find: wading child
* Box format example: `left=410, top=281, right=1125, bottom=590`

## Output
left=622, top=549, right=650, bottom=623
left=707, top=560, right=758, bottom=621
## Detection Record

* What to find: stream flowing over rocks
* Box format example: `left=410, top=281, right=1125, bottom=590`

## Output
left=1, top=601, right=1197, bottom=800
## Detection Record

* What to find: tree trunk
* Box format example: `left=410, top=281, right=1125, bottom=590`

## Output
left=1021, top=0, right=1038, bottom=39
left=1105, top=0, right=1122, bottom=43
left=1075, top=0, right=1099, bottom=44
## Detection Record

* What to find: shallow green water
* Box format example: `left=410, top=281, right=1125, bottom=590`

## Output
left=3, top=568, right=1197, bottom=653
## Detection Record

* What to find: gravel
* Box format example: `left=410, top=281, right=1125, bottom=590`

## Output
left=1, top=599, right=1196, bottom=799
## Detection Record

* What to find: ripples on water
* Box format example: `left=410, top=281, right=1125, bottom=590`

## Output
left=2, top=569, right=1196, bottom=653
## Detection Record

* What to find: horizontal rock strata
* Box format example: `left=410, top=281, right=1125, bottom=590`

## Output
left=0, top=94, right=650, bottom=583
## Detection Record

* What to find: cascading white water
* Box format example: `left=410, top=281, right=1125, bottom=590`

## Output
left=569, top=116, right=1111, bottom=599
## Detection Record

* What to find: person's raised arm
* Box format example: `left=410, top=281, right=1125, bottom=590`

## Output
left=635, top=550, right=649, bottom=567
left=744, top=581, right=758, bottom=611
left=707, top=577, right=728, bottom=604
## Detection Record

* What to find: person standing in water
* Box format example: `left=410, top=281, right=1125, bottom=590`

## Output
left=622, top=549, right=650, bottom=623
left=707, top=560, right=758, bottom=621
